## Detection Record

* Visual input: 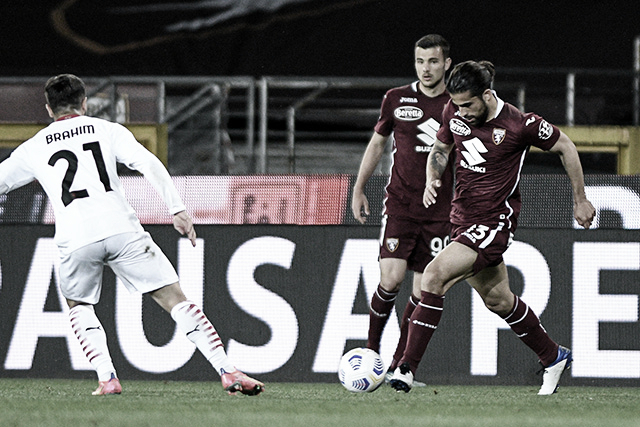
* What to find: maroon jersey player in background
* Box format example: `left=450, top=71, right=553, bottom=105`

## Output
left=389, top=60, right=596, bottom=395
left=351, top=34, right=455, bottom=379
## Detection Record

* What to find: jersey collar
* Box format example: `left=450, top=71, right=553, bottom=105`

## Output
left=56, top=114, right=80, bottom=121
left=488, top=90, right=504, bottom=122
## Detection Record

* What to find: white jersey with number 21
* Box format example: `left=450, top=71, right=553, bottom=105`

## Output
left=0, top=115, right=185, bottom=254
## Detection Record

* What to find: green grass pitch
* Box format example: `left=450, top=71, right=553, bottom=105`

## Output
left=0, top=379, right=638, bottom=427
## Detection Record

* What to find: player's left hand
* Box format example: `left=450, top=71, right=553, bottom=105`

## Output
left=574, top=199, right=596, bottom=229
left=173, top=210, right=197, bottom=246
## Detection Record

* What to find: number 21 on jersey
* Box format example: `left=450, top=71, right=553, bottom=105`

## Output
left=48, top=141, right=113, bottom=206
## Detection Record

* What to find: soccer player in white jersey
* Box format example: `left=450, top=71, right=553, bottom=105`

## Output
left=0, top=74, right=264, bottom=396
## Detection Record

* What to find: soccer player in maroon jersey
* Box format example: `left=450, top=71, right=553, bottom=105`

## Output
left=389, top=60, right=596, bottom=395
left=351, top=34, right=455, bottom=379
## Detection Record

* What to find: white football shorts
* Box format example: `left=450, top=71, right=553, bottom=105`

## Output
left=59, top=231, right=180, bottom=304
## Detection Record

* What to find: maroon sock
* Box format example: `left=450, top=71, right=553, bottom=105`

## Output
left=367, top=284, right=399, bottom=353
left=389, top=295, right=419, bottom=371
left=398, top=291, right=444, bottom=374
left=502, top=295, right=559, bottom=366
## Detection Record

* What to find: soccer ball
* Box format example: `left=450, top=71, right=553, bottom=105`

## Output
left=338, top=348, right=386, bottom=392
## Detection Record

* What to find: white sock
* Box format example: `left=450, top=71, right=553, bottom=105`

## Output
left=171, top=301, right=236, bottom=376
left=69, top=305, right=117, bottom=381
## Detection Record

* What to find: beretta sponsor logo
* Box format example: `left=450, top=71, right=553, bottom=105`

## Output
left=394, top=106, right=423, bottom=121
left=450, top=118, right=471, bottom=136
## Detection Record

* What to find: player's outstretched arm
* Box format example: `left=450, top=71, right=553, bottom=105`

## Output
left=424, top=139, right=452, bottom=208
left=549, top=131, right=596, bottom=229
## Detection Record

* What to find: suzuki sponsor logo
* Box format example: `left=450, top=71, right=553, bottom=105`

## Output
left=460, top=159, right=487, bottom=173
left=414, top=146, right=432, bottom=153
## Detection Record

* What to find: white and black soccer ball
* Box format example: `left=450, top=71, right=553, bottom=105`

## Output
left=338, top=347, right=386, bottom=392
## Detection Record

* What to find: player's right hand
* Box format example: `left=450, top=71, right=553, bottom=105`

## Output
left=423, top=179, right=441, bottom=208
left=351, top=190, right=370, bottom=224
left=574, top=199, right=596, bottom=229
left=173, top=210, right=197, bottom=246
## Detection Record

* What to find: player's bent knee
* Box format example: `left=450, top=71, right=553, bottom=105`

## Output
left=149, top=282, right=187, bottom=312
left=379, top=270, right=405, bottom=291
left=420, top=270, right=446, bottom=294
left=378, top=279, right=402, bottom=293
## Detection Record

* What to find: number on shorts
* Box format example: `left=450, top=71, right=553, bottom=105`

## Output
left=430, top=235, right=450, bottom=257
left=465, top=224, right=490, bottom=240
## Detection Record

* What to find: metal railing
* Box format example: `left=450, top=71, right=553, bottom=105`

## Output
left=0, top=66, right=638, bottom=174
left=254, top=69, right=638, bottom=173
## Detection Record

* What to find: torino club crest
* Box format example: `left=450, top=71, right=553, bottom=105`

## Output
left=492, top=128, right=506, bottom=145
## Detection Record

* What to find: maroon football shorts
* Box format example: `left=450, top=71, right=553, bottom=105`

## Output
left=379, top=215, right=452, bottom=272
left=451, top=221, right=514, bottom=274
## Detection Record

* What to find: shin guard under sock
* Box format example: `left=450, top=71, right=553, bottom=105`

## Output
left=502, top=295, right=558, bottom=366
left=399, top=291, right=444, bottom=373
left=69, top=305, right=116, bottom=381
left=390, top=294, right=419, bottom=370
left=367, top=284, right=399, bottom=353
left=171, top=301, right=236, bottom=375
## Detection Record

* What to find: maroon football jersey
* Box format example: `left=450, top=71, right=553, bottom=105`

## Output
left=374, top=82, right=453, bottom=221
left=436, top=94, right=560, bottom=228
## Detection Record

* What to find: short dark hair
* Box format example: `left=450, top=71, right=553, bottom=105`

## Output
left=415, top=34, right=450, bottom=59
left=446, top=60, right=495, bottom=98
left=44, top=74, right=86, bottom=115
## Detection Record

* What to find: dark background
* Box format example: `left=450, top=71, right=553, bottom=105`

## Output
left=2, top=1, right=639, bottom=78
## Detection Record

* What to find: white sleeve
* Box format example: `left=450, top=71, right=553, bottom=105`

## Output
left=113, top=126, right=186, bottom=215
left=136, top=153, right=186, bottom=215
left=0, top=146, right=36, bottom=195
